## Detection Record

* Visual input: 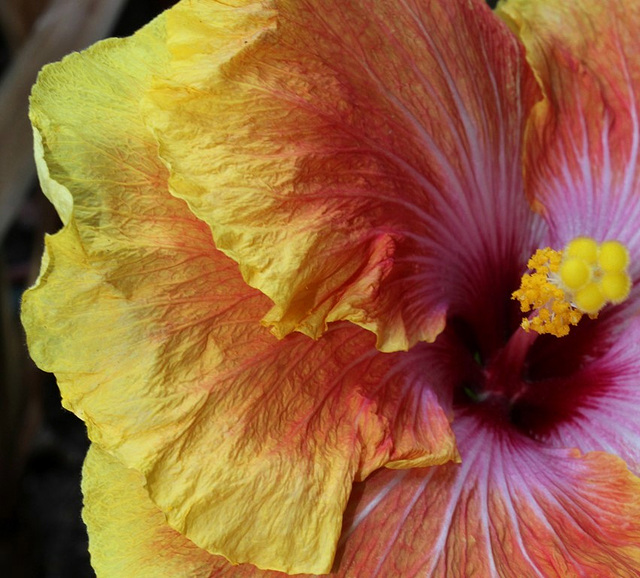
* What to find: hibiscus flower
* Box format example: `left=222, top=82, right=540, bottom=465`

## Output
left=22, top=0, right=640, bottom=576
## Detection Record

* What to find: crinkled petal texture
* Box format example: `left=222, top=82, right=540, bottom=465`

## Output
left=499, top=0, right=640, bottom=266
left=338, top=415, right=640, bottom=577
left=22, top=12, right=459, bottom=575
left=82, top=446, right=246, bottom=578
left=83, top=413, right=640, bottom=577
left=144, top=0, right=541, bottom=352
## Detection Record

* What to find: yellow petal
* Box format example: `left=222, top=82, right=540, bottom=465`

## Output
left=23, top=7, right=457, bottom=574
left=144, top=0, right=539, bottom=352
left=82, top=445, right=257, bottom=578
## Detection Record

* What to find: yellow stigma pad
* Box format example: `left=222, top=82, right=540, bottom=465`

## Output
left=512, top=237, right=632, bottom=337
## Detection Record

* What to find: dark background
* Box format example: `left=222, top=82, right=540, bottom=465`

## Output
left=0, top=3, right=176, bottom=577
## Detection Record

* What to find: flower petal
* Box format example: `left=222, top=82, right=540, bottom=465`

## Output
left=337, top=413, right=640, bottom=576
left=23, top=10, right=457, bottom=574
left=144, top=0, right=541, bottom=352
left=82, top=445, right=251, bottom=578
left=523, top=314, right=640, bottom=475
left=83, top=412, right=640, bottom=578
left=499, top=0, right=640, bottom=260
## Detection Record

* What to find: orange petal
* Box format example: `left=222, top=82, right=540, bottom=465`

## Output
left=499, top=0, right=640, bottom=257
left=144, top=0, right=540, bottom=352
left=23, top=10, right=456, bottom=574
left=337, top=413, right=640, bottom=576
left=83, top=414, right=640, bottom=577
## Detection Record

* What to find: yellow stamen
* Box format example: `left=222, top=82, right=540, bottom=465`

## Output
left=512, top=236, right=633, bottom=337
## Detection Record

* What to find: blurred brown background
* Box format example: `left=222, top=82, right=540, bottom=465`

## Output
left=0, top=1, right=176, bottom=576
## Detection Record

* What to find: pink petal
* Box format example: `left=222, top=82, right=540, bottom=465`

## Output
left=500, top=0, right=640, bottom=265
left=337, top=412, right=640, bottom=576
left=526, top=314, right=640, bottom=475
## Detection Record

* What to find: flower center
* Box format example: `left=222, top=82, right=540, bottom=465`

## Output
left=512, top=236, right=631, bottom=337
left=450, top=236, right=632, bottom=440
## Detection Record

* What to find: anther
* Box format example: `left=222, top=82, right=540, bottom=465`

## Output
left=512, top=237, right=632, bottom=337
